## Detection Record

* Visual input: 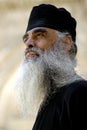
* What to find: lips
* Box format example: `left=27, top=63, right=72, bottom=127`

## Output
left=25, top=51, right=39, bottom=59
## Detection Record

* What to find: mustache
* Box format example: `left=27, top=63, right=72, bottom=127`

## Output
left=24, top=47, right=43, bottom=56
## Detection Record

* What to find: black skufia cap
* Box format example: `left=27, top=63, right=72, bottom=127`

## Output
left=26, top=4, right=77, bottom=41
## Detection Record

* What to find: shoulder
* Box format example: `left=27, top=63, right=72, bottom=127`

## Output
left=53, top=80, right=87, bottom=105
left=64, top=80, right=87, bottom=101
left=65, top=80, right=87, bottom=129
left=50, top=80, right=87, bottom=106
left=54, top=80, right=87, bottom=114
left=64, top=81, right=87, bottom=116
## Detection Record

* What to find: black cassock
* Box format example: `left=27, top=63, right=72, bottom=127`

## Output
left=32, top=80, right=87, bottom=130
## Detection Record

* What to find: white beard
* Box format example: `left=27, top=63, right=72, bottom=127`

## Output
left=13, top=39, right=81, bottom=120
left=13, top=58, right=47, bottom=119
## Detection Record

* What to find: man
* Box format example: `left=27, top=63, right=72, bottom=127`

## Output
left=14, top=4, right=87, bottom=130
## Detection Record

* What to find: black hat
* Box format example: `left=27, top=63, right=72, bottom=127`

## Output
left=26, top=4, right=77, bottom=41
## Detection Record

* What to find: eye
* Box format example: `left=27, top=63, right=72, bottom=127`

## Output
left=36, top=32, right=46, bottom=38
left=23, top=33, right=29, bottom=43
left=23, top=37, right=28, bottom=43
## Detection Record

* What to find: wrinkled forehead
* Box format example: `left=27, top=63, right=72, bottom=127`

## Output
left=23, top=27, right=57, bottom=39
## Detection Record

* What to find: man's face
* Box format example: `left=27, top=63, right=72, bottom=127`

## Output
left=14, top=27, right=76, bottom=118
left=23, top=27, right=58, bottom=59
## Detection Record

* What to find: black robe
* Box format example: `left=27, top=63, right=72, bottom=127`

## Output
left=32, top=80, right=87, bottom=130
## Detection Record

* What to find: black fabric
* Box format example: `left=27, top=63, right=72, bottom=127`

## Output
left=32, top=80, right=87, bottom=130
left=26, top=4, right=77, bottom=41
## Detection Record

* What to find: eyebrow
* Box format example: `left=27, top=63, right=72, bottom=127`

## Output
left=32, top=28, right=47, bottom=34
left=23, top=28, right=47, bottom=40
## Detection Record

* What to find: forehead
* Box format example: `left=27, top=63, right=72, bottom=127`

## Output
left=28, top=27, right=48, bottom=34
left=23, top=27, right=57, bottom=38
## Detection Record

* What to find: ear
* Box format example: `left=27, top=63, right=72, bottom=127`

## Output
left=63, top=35, right=72, bottom=51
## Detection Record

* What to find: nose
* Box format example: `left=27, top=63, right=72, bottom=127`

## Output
left=25, top=38, right=36, bottom=48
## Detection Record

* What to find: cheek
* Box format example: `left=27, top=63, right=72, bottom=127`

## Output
left=37, top=38, right=56, bottom=50
left=37, top=39, right=50, bottom=50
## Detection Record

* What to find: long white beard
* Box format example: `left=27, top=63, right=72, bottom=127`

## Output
left=13, top=59, right=47, bottom=119
left=13, top=39, right=81, bottom=119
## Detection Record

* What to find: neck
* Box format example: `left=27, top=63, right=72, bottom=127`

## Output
left=43, top=66, right=83, bottom=97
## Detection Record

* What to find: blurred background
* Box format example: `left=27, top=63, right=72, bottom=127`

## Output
left=0, top=0, right=87, bottom=130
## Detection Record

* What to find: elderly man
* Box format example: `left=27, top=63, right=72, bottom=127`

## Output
left=15, top=4, right=87, bottom=130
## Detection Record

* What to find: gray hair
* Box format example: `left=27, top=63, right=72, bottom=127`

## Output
left=56, top=31, right=77, bottom=60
